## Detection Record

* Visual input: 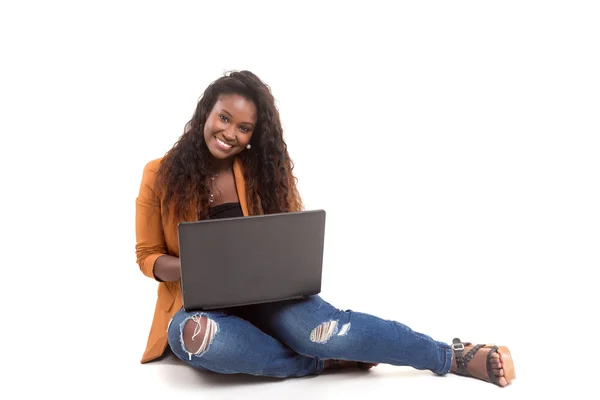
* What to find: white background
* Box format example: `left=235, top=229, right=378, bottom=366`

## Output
left=1, top=1, right=598, bottom=398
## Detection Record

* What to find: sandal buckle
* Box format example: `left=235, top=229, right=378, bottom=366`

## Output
left=452, top=342, right=464, bottom=351
left=451, top=338, right=464, bottom=351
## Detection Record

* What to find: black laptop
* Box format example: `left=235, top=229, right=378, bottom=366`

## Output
left=177, top=209, right=326, bottom=311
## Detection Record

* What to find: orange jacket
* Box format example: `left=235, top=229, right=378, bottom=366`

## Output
left=135, top=156, right=251, bottom=363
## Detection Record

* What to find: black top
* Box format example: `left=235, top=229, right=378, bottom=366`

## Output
left=208, top=202, right=244, bottom=219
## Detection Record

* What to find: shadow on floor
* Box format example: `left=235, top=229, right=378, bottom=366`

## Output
left=149, top=349, right=433, bottom=390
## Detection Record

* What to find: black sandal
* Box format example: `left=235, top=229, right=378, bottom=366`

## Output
left=451, top=338, right=516, bottom=386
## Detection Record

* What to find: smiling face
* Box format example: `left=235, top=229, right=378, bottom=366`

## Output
left=203, top=94, right=257, bottom=162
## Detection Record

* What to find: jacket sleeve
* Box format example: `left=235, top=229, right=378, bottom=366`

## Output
left=135, top=161, right=167, bottom=280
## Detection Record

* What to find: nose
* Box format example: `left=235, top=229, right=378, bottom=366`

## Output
left=223, top=128, right=236, bottom=141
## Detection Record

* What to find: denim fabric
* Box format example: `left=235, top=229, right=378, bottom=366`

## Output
left=167, top=295, right=452, bottom=378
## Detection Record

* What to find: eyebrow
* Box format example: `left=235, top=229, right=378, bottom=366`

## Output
left=221, top=109, right=255, bottom=126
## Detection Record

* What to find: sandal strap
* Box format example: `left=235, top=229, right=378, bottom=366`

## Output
left=464, top=344, right=485, bottom=365
left=486, top=345, right=501, bottom=385
left=452, top=338, right=502, bottom=384
left=452, top=338, right=471, bottom=376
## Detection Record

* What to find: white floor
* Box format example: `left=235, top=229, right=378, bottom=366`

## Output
left=30, top=319, right=567, bottom=400
left=15, top=266, right=590, bottom=400
left=126, top=353, right=521, bottom=400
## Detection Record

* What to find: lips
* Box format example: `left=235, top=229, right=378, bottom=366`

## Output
left=214, top=136, right=233, bottom=151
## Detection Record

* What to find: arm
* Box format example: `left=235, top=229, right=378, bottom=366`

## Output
left=153, top=254, right=181, bottom=282
left=135, top=161, right=180, bottom=282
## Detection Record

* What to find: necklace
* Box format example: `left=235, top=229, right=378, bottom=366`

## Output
left=209, top=166, right=232, bottom=203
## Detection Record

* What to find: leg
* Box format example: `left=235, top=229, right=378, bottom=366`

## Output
left=244, top=295, right=452, bottom=375
left=167, top=307, right=324, bottom=378
left=249, top=296, right=515, bottom=386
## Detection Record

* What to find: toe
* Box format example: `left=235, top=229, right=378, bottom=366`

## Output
left=495, top=368, right=505, bottom=377
left=497, top=376, right=508, bottom=387
left=491, top=353, right=503, bottom=368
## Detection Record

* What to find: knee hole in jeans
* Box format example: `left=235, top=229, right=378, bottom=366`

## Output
left=182, top=315, right=218, bottom=355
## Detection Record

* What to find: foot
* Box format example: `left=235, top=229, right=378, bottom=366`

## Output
left=324, top=359, right=379, bottom=371
left=450, top=341, right=515, bottom=387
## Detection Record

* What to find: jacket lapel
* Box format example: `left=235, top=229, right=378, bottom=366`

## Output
left=233, top=157, right=249, bottom=217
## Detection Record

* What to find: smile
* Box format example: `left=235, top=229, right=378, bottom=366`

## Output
left=215, top=137, right=233, bottom=150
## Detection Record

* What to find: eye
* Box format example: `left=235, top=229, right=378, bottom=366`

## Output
left=219, top=114, right=229, bottom=122
left=239, top=126, right=251, bottom=133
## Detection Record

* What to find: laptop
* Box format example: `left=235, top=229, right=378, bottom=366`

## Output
left=177, top=209, right=326, bottom=311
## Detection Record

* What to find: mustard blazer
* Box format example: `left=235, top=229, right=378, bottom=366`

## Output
left=135, top=156, right=251, bottom=363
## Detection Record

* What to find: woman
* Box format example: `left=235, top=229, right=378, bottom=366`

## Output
left=135, top=70, right=516, bottom=386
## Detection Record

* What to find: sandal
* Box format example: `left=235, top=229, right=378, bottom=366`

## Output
left=451, top=338, right=516, bottom=386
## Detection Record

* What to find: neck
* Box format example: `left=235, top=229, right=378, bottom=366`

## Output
left=211, top=157, right=233, bottom=174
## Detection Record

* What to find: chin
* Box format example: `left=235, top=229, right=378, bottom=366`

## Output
left=208, top=145, right=237, bottom=160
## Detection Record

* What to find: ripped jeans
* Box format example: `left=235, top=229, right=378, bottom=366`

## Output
left=167, top=295, right=453, bottom=378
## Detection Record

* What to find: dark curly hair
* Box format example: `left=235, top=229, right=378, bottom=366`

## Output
left=154, top=70, right=303, bottom=222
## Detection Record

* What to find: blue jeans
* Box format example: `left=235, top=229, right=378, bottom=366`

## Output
left=167, top=295, right=453, bottom=378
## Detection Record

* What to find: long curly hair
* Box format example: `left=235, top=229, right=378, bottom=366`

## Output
left=154, top=70, right=303, bottom=222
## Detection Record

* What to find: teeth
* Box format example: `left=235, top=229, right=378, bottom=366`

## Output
left=216, top=138, right=232, bottom=148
